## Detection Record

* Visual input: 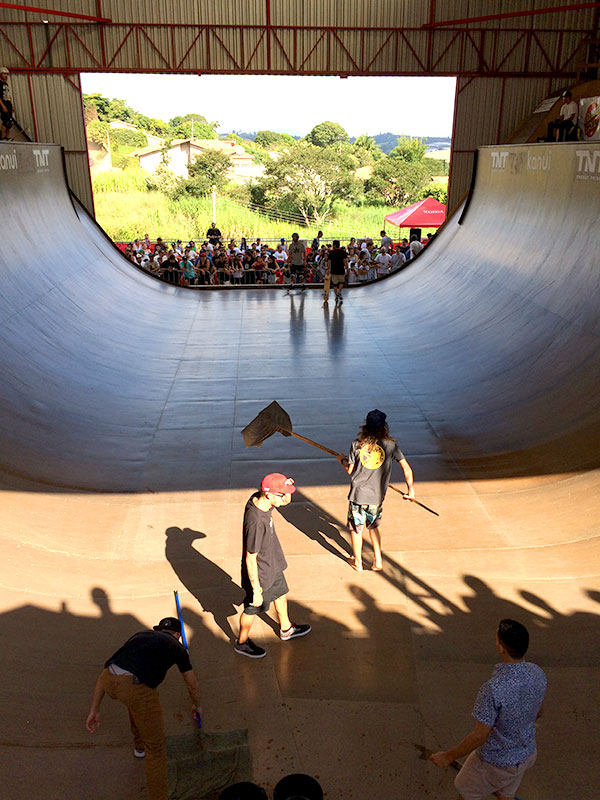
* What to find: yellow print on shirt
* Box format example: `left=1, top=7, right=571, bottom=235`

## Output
left=359, top=443, right=385, bottom=470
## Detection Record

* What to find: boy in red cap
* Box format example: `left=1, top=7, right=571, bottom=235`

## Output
left=235, top=472, right=311, bottom=658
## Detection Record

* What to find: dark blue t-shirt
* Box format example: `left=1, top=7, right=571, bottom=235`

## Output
left=105, top=630, right=192, bottom=689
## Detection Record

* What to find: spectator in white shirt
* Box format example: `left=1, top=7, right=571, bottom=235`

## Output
left=375, top=247, right=392, bottom=276
left=546, top=91, right=578, bottom=141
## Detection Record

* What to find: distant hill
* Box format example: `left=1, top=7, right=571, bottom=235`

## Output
left=232, top=130, right=451, bottom=153
left=232, top=131, right=302, bottom=142
left=362, top=132, right=451, bottom=154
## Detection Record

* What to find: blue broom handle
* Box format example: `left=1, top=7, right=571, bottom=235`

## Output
left=173, top=590, right=201, bottom=728
left=173, top=590, right=189, bottom=649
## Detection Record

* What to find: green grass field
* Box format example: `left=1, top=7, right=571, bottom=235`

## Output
left=92, top=172, right=437, bottom=243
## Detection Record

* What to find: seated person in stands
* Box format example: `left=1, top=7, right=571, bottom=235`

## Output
left=180, top=256, right=195, bottom=285
left=274, top=244, right=288, bottom=267
left=231, top=255, right=244, bottom=285
left=357, top=253, right=370, bottom=283
left=0, top=66, right=15, bottom=141
left=546, top=91, right=578, bottom=141
left=162, top=254, right=181, bottom=284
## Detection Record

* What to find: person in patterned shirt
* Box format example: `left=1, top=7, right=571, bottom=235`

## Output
left=430, top=619, right=546, bottom=800
left=338, top=409, right=414, bottom=571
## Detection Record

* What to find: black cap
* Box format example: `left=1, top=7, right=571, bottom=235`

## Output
left=366, top=409, right=387, bottom=427
left=153, top=617, right=182, bottom=633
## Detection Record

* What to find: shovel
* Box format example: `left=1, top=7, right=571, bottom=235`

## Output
left=241, top=401, right=439, bottom=516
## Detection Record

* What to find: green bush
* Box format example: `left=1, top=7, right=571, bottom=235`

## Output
left=110, top=128, right=148, bottom=148
left=87, top=119, right=109, bottom=147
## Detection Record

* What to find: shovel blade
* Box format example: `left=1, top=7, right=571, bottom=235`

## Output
left=241, top=401, right=293, bottom=448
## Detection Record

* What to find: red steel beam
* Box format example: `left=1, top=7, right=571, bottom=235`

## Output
left=1, top=21, right=589, bottom=32
left=0, top=21, right=589, bottom=78
left=423, top=2, right=600, bottom=28
left=0, top=1, right=111, bottom=23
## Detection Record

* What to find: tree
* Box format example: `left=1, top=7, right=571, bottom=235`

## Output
left=351, top=133, right=383, bottom=165
left=306, top=121, right=349, bottom=148
left=87, top=119, right=109, bottom=147
left=419, top=182, right=448, bottom=204
left=365, top=158, right=430, bottom=206
left=169, top=113, right=218, bottom=140
left=174, top=150, right=232, bottom=197
left=133, top=113, right=170, bottom=137
left=110, top=128, right=148, bottom=148
left=389, top=135, right=427, bottom=162
left=254, top=141, right=360, bottom=225
left=255, top=130, right=283, bottom=148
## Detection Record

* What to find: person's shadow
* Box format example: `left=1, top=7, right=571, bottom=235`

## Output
left=277, top=489, right=352, bottom=563
left=165, top=526, right=244, bottom=642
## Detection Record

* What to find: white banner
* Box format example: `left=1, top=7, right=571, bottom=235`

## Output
left=579, top=97, right=600, bottom=141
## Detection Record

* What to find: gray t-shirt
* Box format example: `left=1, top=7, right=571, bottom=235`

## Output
left=348, top=438, right=405, bottom=505
left=288, top=241, right=306, bottom=266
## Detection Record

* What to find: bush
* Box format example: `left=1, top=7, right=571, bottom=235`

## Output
left=110, top=128, right=148, bottom=148
left=87, top=119, right=109, bottom=147
left=419, top=182, right=448, bottom=204
left=146, top=164, right=179, bottom=195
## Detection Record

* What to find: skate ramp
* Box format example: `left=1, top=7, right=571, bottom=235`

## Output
left=0, top=141, right=599, bottom=800
left=0, top=141, right=598, bottom=491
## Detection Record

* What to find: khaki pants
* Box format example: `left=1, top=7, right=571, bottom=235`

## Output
left=99, top=669, right=168, bottom=800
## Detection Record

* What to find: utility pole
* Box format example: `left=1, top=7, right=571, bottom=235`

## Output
left=212, top=185, right=217, bottom=223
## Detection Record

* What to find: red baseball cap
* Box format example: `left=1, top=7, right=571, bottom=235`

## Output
left=261, top=473, right=296, bottom=494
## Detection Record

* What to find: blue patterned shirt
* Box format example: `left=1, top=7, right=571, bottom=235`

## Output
left=473, top=661, right=547, bottom=768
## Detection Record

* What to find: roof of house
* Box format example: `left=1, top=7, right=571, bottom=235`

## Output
left=135, top=138, right=247, bottom=158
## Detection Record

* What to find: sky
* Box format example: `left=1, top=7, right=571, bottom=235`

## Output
left=81, top=74, right=456, bottom=139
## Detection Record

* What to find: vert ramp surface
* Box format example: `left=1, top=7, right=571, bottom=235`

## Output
left=0, top=141, right=599, bottom=800
left=0, top=142, right=598, bottom=491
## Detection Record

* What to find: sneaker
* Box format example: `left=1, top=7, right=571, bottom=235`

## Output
left=134, top=748, right=145, bottom=758
left=280, top=623, right=311, bottom=641
left=234, top=638, right=266, bottom=658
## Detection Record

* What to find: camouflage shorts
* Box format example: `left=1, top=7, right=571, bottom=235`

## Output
left=347, top=501, right=383, bottom=531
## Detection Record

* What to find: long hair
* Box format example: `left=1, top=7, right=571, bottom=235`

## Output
left=356, top=420, right=394, bottom=448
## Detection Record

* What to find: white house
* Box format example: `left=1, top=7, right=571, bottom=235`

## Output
left=135, top=138, right=265, bottom=183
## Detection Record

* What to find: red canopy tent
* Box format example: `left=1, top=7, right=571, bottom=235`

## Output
left=384, top=196, right=447, bottom=229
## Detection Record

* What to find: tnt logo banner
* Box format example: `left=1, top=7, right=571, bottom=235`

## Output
left=32, top=148, right=50, bottom=172
left=575, top=149, right=600, bottom=181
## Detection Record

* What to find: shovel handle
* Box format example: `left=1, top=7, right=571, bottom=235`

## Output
left=388, top=484, right=439, bottom=516
left=288, top=430, right=343, bottom=458
left=286, top=430, right=440, bottom=517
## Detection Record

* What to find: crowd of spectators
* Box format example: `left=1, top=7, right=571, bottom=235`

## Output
left=119, top=227, right=432, bottom=288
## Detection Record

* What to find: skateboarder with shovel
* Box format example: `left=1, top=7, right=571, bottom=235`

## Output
left=338, top=409, right=415, bottom=571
